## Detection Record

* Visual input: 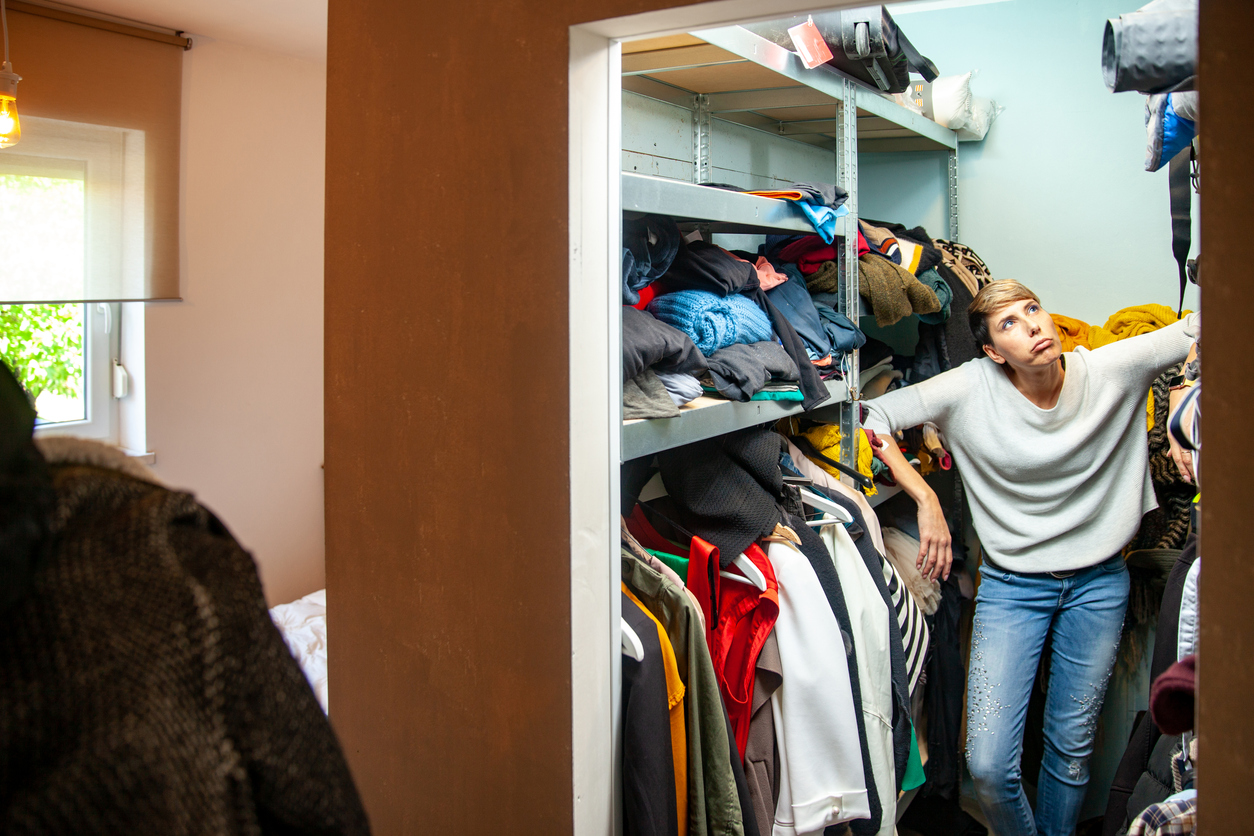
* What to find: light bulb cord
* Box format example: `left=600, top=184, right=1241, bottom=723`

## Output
left=1, top=0, right=8, bottom=67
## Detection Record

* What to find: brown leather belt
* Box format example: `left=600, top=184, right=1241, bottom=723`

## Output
left=982, top=553, right=1078, bottom=579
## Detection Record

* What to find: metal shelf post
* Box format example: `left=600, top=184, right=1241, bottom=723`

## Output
left=948, top=145, right=959, bottom=240
left=692, top=93, right=711, bottom=184
left=837, top=78, right=859, bottom=471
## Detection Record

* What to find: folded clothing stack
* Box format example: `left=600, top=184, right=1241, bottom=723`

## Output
left=649, top=240, right=827, bottom=408
left=702, top=341, right=802, bottom=403
left=621, top=305, right=708, bottom=419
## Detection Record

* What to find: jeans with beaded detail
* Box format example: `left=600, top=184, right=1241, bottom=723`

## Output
left=965, top=554, right=1128, bottom=836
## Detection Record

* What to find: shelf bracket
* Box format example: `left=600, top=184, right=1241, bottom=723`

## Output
left=948, top=145, right=959, bottom=240
left=692, top=93, right=711, bottom=184
left=837, top=78, right=860, bottom=471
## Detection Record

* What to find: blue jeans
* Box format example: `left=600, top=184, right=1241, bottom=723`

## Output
left=965, top=555, right=1128, bottom=836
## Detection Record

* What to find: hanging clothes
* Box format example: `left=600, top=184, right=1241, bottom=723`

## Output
left=786, top=518, right=882, bottom=836
left=811, top=492, right=917, bottom=789
left=766, top=539, right=871, bottom=834
left=622, top=549, right=747, bottom=836
left=626, top=507, right=780, bottom=765
left=819, top=522, right=898, bottom=836
left=621, top=589, right=682, bottom=836
left=657, top=429, right=791, bottom=570
left=686, top=542, right=780, bottom=759
left=743, top=632, right=783, bottom=836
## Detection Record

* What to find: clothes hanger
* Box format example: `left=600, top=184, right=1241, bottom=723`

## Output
left=790, top=433, right=875, bottom=490
left=799, top=487, right=854, bottom=525
left=621, top=618, right=644, bottom=661
left=641, top=500, right=765, bottom=591
left=719, top=553, right=768, bottom=591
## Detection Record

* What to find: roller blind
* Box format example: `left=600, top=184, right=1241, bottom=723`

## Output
left=0, top=4, right=185, bottom=302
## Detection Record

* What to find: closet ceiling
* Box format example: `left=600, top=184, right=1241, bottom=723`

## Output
left=49, top=0, right=326, bottom=62
left=624, top=33, right=947, bottom=153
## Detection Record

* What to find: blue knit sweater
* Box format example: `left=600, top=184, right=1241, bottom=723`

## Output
left=647, top=290, right=773, bottom=356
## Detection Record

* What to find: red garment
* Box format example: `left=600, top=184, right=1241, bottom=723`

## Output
left=1150, top=654, right=1196, bottom=735
left=687, top=541, right=779, bottom=761
left=776, top=232, right=869, bottom=275
left=630, top=284, right=656, bottom=310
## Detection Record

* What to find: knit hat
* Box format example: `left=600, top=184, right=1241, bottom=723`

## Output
left=657, top=428, right=788, bottom=568
left=1150, top=654, right=1196, bottom=735
left=858, top=254, right=941, bottom=328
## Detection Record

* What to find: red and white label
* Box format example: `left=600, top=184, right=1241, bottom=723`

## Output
left=788, top=17, right=833, bottom=69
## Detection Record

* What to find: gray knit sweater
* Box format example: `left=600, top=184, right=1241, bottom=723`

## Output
left=863, top=314, right=1199, bottom=573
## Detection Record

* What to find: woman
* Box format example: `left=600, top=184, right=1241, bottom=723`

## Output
left=863, top=280, right=1199, bottom=836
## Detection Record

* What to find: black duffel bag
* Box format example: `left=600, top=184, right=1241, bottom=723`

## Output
left=743, top=6, right=938, bottom=94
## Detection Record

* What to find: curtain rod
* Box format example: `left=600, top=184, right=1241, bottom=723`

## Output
left=9, top=0, right=191, bottom=49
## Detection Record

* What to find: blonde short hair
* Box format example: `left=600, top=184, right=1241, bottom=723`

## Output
left=968, top=279, right=1041, bottom=347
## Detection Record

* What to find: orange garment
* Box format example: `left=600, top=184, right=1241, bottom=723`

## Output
left=745, top=189, right=807, bottom=201
left=1050, top=314, right=1091, bottom=351
left=1054, top=305, right=1190, bottom=429
left=1049, top=313, right=1118, bottom=351
left=623, top=584, right=688, bottom=836
left=1103, top=304, right=1189, bottom=341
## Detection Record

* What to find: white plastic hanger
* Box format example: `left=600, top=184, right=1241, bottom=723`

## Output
left=799, top=487, right=854, bottom=525
left=719, top=553, right=768, bottom=591
left=621, top=618, right=645, bottom=661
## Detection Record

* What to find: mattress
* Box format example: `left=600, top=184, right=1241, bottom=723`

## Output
left=270, top=589, right=328, bottom=713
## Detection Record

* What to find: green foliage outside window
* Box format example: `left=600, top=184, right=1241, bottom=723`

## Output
left=0, top=303, right=83, bottom=401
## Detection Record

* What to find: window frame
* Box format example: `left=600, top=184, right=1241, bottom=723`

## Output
left=0, top=115, right=144, bottom=444
left=30, top=301, right=119, bottom=442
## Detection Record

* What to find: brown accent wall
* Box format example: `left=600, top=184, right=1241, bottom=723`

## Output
left=324, top=1, right=697, bottom=832
left=1197, top=0, right=1254, bottom=827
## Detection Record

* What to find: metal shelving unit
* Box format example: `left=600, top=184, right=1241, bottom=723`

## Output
left=623, top=378, right=849, bottom=462
left=620, top=24, right=960, bottom=470
left=622, top=172, right=846, bottom=237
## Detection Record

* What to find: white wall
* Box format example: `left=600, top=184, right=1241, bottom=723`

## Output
left=145, top=37, right=326, bottom=606
left=861, top=0, right=1200, bottom=325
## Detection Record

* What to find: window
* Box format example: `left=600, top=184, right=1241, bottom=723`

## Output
left=0, top=302, right=119, bottom=440
left=0, top=115, right=145, bottom=444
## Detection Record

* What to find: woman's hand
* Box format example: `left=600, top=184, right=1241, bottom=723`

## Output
left=917, top=497, right=952, bottom=582
left=870, top=431, right=952, bottom=581
left=1167, top=385, right=1196, bottom=485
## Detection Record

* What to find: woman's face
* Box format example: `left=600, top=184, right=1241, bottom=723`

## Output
left=983, top=298, right=1062, bottom=370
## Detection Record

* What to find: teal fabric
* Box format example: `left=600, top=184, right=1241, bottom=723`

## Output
left=916, top=269, right=952, bottom=325
left=749, top=390, right=804, bottom=402
left=645, top=547, right=689, bottom=578
left=901, top=722, right=927, bottom=792
left=700, top=385, right=804, bottom=402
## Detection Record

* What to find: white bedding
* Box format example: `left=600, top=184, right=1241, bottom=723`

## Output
left=270, top=589, right=328, bottom=712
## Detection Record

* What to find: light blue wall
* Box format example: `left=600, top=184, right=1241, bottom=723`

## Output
left=862, top=0, right=1200, bottom=324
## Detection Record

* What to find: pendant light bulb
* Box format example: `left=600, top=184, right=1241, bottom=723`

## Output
left=0, top=61, right=19, bottom=148
left=0, top=0, right=17, bottom=149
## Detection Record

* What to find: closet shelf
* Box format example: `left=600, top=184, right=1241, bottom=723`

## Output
left=622, top=172, right=845, bottom=236
left=622, top=378, right=850, bottom=462
left=623, top=27, right=959, bottom=154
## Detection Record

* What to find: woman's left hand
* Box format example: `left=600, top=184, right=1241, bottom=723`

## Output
left=917, top=497, right=952, bottom=582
